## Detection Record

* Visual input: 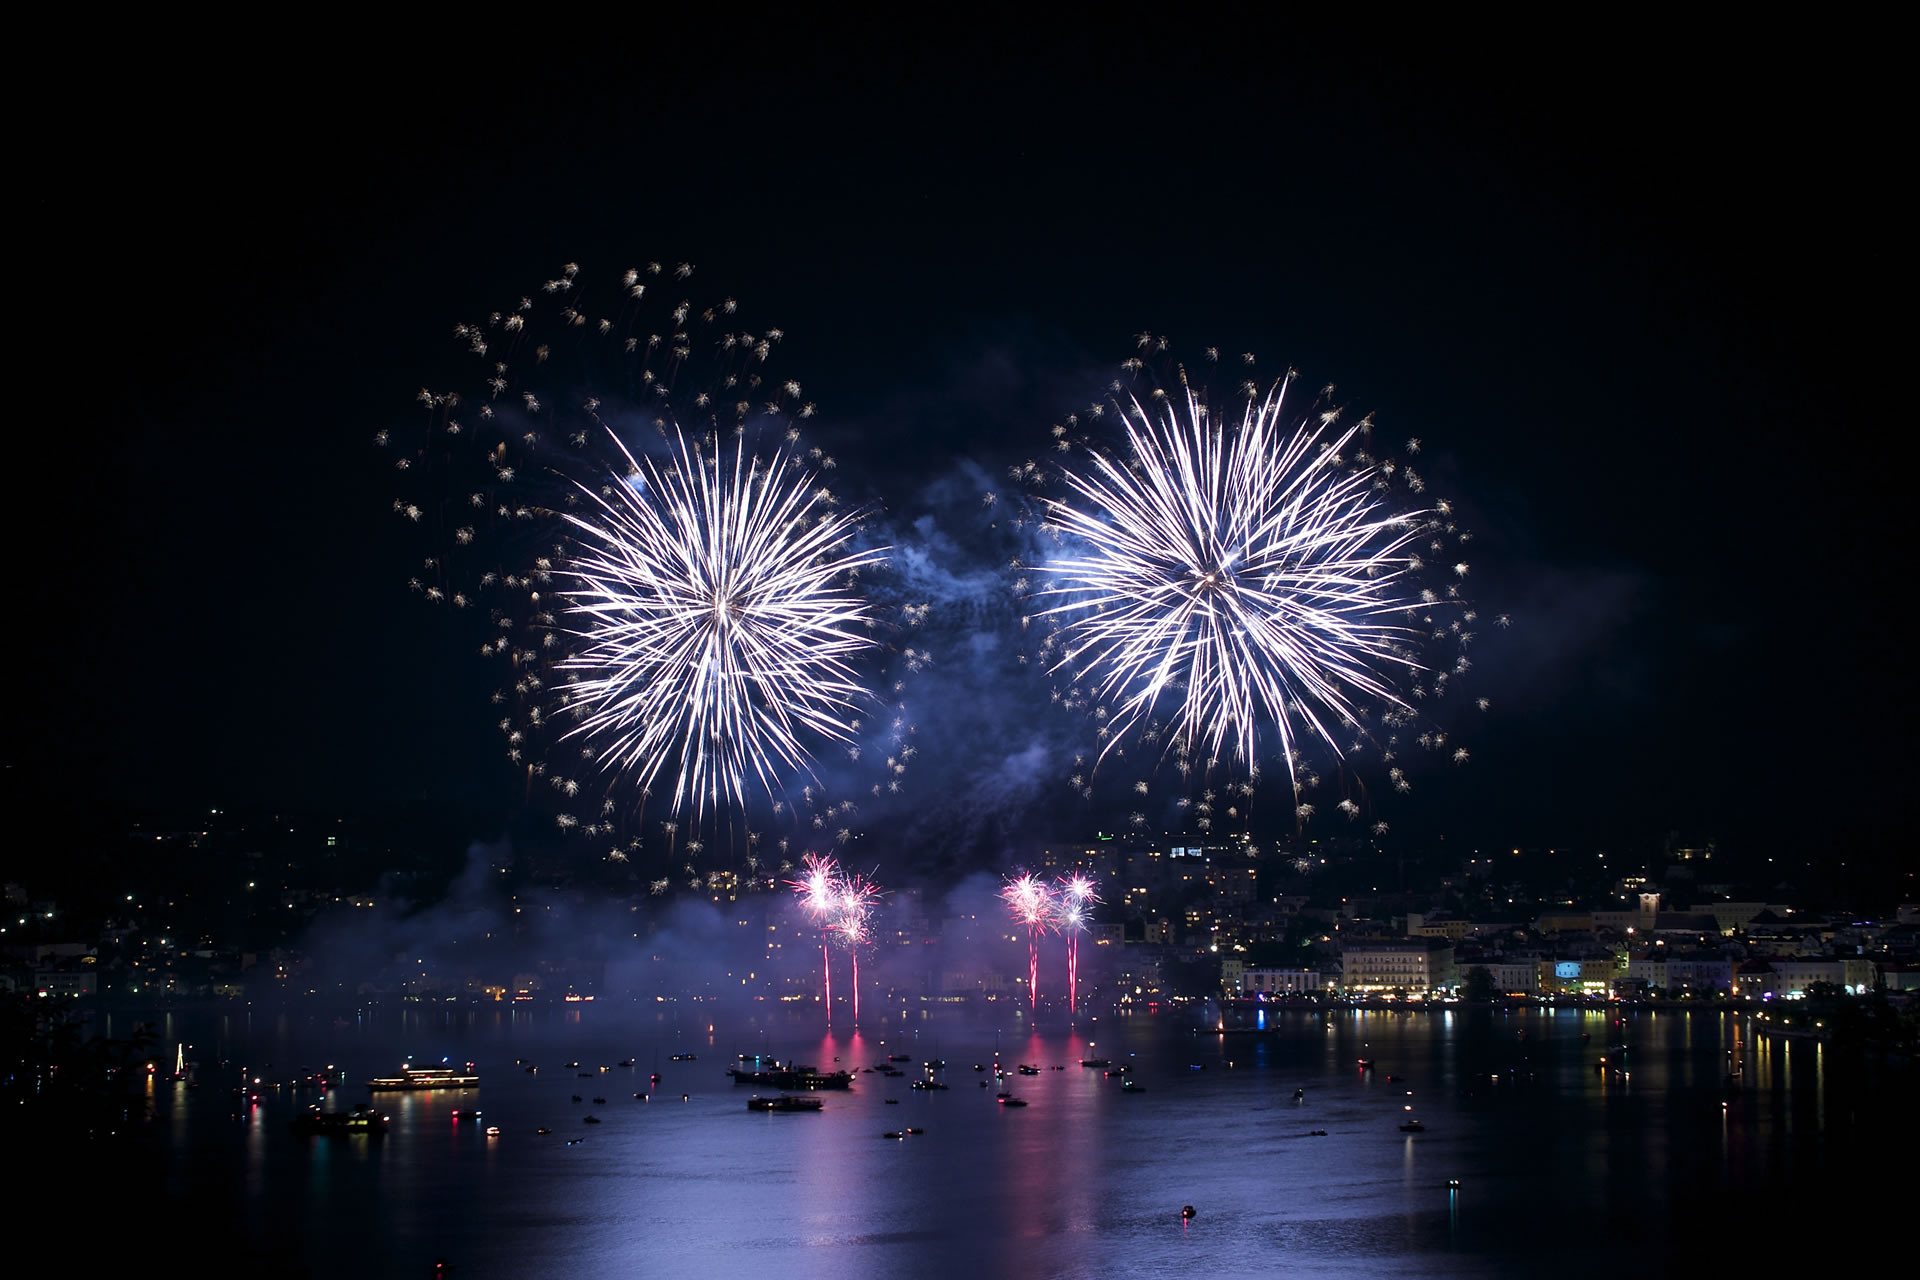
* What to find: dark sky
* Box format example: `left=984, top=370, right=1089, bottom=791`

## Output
left=19, top=22, right=1906, bottom=874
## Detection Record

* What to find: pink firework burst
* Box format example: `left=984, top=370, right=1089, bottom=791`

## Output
left=1001, top=872, right=1061, bottom=1009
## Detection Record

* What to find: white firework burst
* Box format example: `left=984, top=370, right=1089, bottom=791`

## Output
left=1037, top=374, right=1443, bottom=792
left=557, top=429, right=886, bottom=817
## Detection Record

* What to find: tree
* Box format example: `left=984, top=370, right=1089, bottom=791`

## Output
left=1462, top=966, right=1497, bottom=1001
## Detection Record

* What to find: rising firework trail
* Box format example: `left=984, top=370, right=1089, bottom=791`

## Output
left=1001, top=873, right=1058, bottom=1010
left=832, top=872, right=880, bottom=1025
left=559, top=429, right=886, bottom=819
left=1054, top=873, right=1099, bottom=1013
left=1034, top=371, right=1475, bottom=817
left=789, top=853, right=841, bottom=1023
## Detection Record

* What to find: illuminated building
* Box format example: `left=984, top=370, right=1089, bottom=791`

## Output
left=1340, top=939, right=1456, bottom=993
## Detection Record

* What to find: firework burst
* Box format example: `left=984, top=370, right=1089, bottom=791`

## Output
left=1054, top=873, right=1099, bottom=1012
left=385, top=262, right=912, bottom=866
left=1001, top=872, right=1059, bottom=1010
left=558, top=429, right=885, bottom=818
left=1029, top=365, right=1476, bottom=825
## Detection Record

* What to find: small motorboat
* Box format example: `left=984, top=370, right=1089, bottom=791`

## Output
left=1356, top=1059, right=1375, bottom=1070
left=618, top=1059, right=636, bottom=1068
left=882, top=1131, right=903, bottom=1139
left=591, top=1097, right=607, bottom=1104
left=1399, top=1119, right=1426, bottom=1133
left=536, top=1128, right=552, bottom=1135
left=999, top=1097, right=1029, bottom=1107
left=1294, top=1088, right=1305, bottom=1101
left=450, top=1109, right=481, bottom=1120
left=995, top=1091, right=1012, bottom=1099
left=885, top=1098, right=901, bottom=1105
left=1181, top=1206, right=1197, bottom=1220
left=485, top=1126, right=501, bottom=1137
left=905, top=1127, right=924, bottom=1135
left=1019, top=1066, right=1040, bottom=1076
left=670, top=1053, right=697, bottom=1062
left=577, top=1072, right=595, bottom=1078
left=888, top=1054, right=912, bottom=1063
left=1079, top=1059, right=1110, bottom=1068
left=1308, top=1129, right=1327, bottom=1136
left=570, top=1095, right=583, bottom=1103
left=564, top=1062, right=580, bottom=1069
left=583, top=1115, right=602, bottom=1124
left=925, top=1059, right=947, bottom=1069
left=1121, top=1080, right=1147, bottom=1093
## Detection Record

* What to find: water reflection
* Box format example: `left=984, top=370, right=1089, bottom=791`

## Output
left=128, top=1004, right=1888, bottom=1278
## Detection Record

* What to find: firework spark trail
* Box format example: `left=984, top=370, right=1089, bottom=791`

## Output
left=1001, top=873, right=1059, bottom=1010
left=558, top=429, right=886, bottom=819
left=1055, top=873, right=1099, bottom=1012
left=1036, top=376, right=1439, bottom=797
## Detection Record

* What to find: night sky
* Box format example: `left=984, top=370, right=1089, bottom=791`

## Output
left=21, top=25, right=1904, bottom=875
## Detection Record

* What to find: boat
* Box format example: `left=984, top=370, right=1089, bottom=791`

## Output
left=1356, top=1059, right=1374, bottom=1070
left=1399, top=1119, right=1426, bottom=1133
left=618, top=1059, right=635, bottom=1068
left=536, top=1128, right=552, bottom=1135
left=571, top=1095, right=583, bottom=1102
left=290, top=1104, right=387, bottom=1136
left=882, top=1131, right=903, bottom=1139
left=910, top=1080, right=949, bottom=1091
left=888, top=1054, right=912, bottom=1063
left=1079, top=1058, right=1110, bottom=1068
left=485, top=1126, right=501, bottom=1137
left=367, top=1063, right=479, bottom=1091
left=591, top=1097, right=607, bottom=1104
left=1018, top=1065, right=1040, bottom=1076
left=905, top=1127, right=924, bottom=1135
left=925, top=1058, right=947, bottom=1069
left=1308, top=1129, right=1327, bottom=1136
left=728, top=1062, right=855, bottom=1091
left=747, top=1095, right=824, bottom=1112
left=999, top=1097, right=1029, bottom=1107
left=564, top=1062, right=580, bottom=1068
left=449, top=1109, right=482, bottom=1120
left=1121, top=1080, right=1147, bottom=1093
left=583, top=1115, right=602, bottom=1124
left=885, top=1098, right=901, bottom=1104
left=670, top=1053, right=697, bottom=1062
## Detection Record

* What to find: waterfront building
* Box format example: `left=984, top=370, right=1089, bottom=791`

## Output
left=1340, top=939, right=1456, bottom=993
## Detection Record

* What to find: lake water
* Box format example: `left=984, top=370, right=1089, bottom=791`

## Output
left=97, top=1003, right=1888, bottom=1277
